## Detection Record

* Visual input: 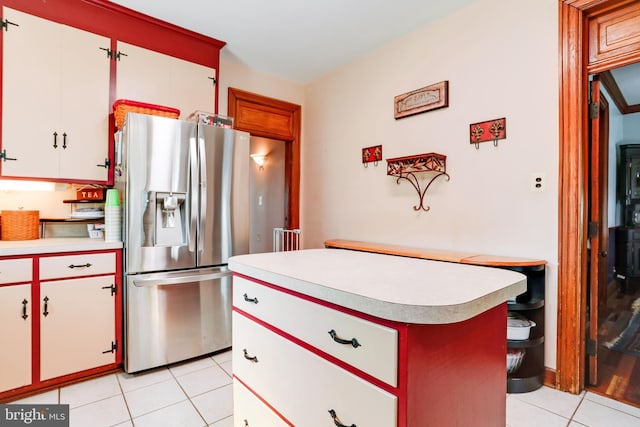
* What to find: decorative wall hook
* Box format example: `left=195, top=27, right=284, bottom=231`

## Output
left=469, top=117, right=506, bottom=149
left=362, top=145, right=382, bottom=167
left=386, top=153, right=450, bottom=212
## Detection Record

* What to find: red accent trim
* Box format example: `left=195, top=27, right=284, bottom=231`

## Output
left=233, top=375, right=294, bottom=426
left=32, top=254, right=40, bottom=388
left=114, top=249, right=123, bottom=364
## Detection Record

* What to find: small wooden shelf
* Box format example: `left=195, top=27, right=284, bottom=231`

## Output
left=386, top=153, right=450, bottom=212
left=324, top=239, right=547, bottom=393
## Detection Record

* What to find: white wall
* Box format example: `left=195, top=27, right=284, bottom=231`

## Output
left=302, top=0, right=559, bottom=367
left=218, top=51, right=305, bottom=116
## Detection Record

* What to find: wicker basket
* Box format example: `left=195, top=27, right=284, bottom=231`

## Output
left=113, top=99, right=180, bottom=129
left=1, top=210, right=40, bottom=240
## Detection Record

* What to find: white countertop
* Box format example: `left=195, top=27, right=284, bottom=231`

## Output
left=0, top=238, right=122, bottom=256
left=229, top=249, right=527, bottom=324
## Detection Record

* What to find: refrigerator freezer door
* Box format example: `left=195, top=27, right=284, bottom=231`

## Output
left=198, top=125, right=250, bottom=266
left=124, top=267, right=232, bottom=373
left=122, top=113, right=197, bottom=273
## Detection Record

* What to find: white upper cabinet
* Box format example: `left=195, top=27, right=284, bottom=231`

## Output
left=1, top=7, right=110, bottom=182
left=115, top=41, right=216, bottom=119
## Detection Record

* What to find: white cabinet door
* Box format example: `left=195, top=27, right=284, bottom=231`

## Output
left=1, top=7, right=110, bottom=182
left=116, top=41, right=216, bottom=119
left=57, top=21, right=110, bottom=181
left=40, top=276, right=116, bottom=381
left=0, top=284, right=32, bottom=392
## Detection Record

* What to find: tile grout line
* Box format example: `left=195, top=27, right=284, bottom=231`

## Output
left=114, top=371, right=136, bottom=426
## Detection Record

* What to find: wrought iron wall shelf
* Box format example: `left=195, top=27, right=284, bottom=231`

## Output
left=386, top=152, right=449, bottom=212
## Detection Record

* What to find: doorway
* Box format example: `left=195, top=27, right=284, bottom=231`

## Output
left=249, top=136, right=286, bottom=253
left=559, top=0, right=640, bottom=400
left=586, top=65, right=640, bottom=406
left=227, top=87, right=301, bottom=231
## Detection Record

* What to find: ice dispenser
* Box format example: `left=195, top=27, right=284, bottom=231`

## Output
left=141, top=191, right=187, bottom=247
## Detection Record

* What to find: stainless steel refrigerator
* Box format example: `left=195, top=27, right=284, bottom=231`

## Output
left=114, top=112, right=250, bottom=373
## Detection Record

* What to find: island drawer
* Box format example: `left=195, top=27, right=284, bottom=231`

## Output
left=0, top=258, right=32, bottom=284
left=233, top=311, right=397, bottom=426
left=40, top=252, right=115, bottom=280
left=233, top=276, right=398, bottom=387
left=233, top=379, right=290, bottom=426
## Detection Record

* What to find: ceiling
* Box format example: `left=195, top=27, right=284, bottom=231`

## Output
left=108, top=0, right=640, bottom=110
left=109, top=0, right=475, bottom=84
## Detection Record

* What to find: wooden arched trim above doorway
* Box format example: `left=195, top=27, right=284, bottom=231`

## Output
left=559, top=0, right=640, bottom=394
left=227, top=88, right=301, bottom=230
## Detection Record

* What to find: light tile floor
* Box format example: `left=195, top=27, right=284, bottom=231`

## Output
left=9, top=349, right=640, bottom=426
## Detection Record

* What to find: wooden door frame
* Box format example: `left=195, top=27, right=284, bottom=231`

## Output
left=559, top=0, right=639, bottom=393
left=227, top=88, right=301, bottom=230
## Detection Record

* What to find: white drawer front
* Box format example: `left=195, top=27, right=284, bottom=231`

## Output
left=233, top=379, right=290, bottom=427
left=40, top=252, right=115, bottom=280
left=233, top=312, right=397, bottom=426
left=0, top=258, right=32, bottom=284
left=234, top=276, right=398, bottom=386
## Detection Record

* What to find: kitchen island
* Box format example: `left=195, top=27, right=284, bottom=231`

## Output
left=229, top=248, right=526, bottom=426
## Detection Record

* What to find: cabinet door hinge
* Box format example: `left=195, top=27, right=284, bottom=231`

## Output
left=101, top=284, right=117, bottom=296
left=588, top=221, right=598, bottom=238
left=208, top=76, right=217, bottom=86
left=586, top=338, right=597, bottom=356
left=102, top=341, right=117, bottom=354
left=0, top=149, right=17, bottom=162
left=99, top=48, right=127, bottom=61
left=1, top=18, right=19, bottom=32
left=99, top=47, right=113, bottom=59
left=590, top=102, right=599, bottom=119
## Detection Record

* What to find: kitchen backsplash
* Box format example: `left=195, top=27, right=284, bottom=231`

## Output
left=0, top=184, right=79, bottom=218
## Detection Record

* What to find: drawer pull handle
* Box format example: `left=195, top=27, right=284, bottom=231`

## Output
left=68, top=263, right=92, bottom=269
left=328, top=329, right=361, bottom=348
left=22, top=299, right=28, bottom=320
left=243, top=293, right=259, bottom=304
left=328, top=409, right=356, bottom=427
left=43, top=296, right=49, bottom=317
left=243, top=349, right=258, bottom=363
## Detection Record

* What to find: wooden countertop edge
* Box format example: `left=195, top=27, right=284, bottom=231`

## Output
left=324, top=239, right=546, bottom=267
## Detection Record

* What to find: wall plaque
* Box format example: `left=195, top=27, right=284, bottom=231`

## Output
left=394, top=81, right=449, bottom=119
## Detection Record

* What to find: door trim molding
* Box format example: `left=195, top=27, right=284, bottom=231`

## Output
left=559, top=0, right=638, bottom=393
left=227, top=88, right=301, bottom=229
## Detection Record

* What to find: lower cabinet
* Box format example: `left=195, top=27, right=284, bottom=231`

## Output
left=0, top=282, right=32, bottom=392
left=0, top=249, right=121, bottom=399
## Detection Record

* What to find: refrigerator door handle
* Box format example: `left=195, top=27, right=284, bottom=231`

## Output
left=189, top=133, right=199, bottom=253
left=132, top=270, right=231, bottom=287
left=198, top=132, right=207, bottom=254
